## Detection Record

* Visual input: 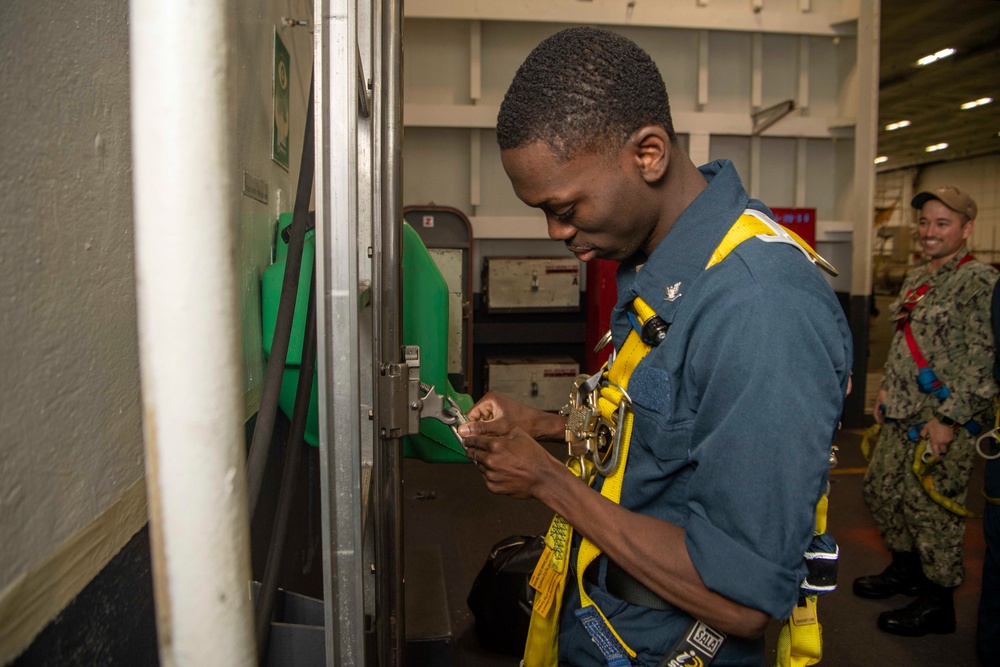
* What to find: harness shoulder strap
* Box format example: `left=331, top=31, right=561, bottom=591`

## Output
left=573, top=299, right=655, bottom=661
left=707, top=210, right=838, bottom=276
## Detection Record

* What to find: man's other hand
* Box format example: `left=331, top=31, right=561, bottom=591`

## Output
left=921, top=418, right=956, bottom=458
left=461, top=421, right=563, bottom=499
left=460, top=390, right=567, bottom=441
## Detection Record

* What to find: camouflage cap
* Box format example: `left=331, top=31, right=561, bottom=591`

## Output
left=911, top=186, right=977, bottom=221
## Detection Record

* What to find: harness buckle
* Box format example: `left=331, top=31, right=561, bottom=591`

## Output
left=916, top=367, right=949, bottom=398
left=561, top=373, right=628, bottom=477
left=893, top=290, right=928, bottom=324
left=563, top=374, right=608, bottom=460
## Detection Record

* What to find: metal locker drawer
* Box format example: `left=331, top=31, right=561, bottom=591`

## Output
left=485, top=357, right=579, bottom=412
left=483, top=257, right=581, bottom=313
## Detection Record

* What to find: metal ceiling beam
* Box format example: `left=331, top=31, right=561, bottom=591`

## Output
left=880, top=40, right=1000, bottom=99
left=876, top=0, right=1000, bottom=171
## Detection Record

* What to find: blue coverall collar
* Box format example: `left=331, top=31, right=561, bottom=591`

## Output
left=613, top=160, right=764, bottom=343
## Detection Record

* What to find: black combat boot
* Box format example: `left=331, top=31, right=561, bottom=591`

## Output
left=853, top=550, right=927, bottom=598
left=877, top=583, right=956, bottom=636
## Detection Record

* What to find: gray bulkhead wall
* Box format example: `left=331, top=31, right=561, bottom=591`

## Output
left=0, top=0, right=316, bottom=661
left=401, top=0, right=879, bottom=423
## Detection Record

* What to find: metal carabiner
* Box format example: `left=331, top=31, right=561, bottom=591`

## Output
left=920, top=439, right=936, bottom=465
left=418, top=382, right=469, bottom=446
left=593, top=392, right=631, bottom=477
left=977, top=428, right=1000, bottom=460
left=593, top=329, right=613, bottom=355
left=443, top=395, right=469, bottom=445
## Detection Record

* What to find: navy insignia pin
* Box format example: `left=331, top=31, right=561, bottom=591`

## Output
left=664, top=282, right=682, bottom=302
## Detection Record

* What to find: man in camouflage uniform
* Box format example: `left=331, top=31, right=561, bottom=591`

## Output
left=854, top=186, right=998, bottom=636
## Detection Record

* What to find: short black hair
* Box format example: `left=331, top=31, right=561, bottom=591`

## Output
left=497, top=27, right=676, bottom=160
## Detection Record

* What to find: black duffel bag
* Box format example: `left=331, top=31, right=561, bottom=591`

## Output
left=467, top=534, right=544, bottom=656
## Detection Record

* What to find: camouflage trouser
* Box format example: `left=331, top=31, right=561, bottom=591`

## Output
left=862, top=418, right=978, bottom=587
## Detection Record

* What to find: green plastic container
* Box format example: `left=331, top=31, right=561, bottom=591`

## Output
left=261, top=214, right=472, bottom=463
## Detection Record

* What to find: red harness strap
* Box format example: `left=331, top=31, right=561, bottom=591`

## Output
left=898, top=283, right=934, bottom=369
left=894, top=253, right=975, bottom=398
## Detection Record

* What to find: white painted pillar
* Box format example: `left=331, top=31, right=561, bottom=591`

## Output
left=128, top=1, right=256, bottom=665
left=851, top=0, right=880, bottom=300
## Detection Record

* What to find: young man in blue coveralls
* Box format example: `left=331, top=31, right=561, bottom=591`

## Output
left=457, top=28, right=852, bottom=667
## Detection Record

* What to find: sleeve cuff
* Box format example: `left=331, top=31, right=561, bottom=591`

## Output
left=685, top=511, right=803, bottom=620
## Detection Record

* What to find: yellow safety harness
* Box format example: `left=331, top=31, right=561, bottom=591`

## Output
left=523, top=297, right=651, bottom=667
left=861, top=422, right=980, bottom=518
left=774, top=497, right=828, bottom=667
left=524, top=211, right=838, bottom=667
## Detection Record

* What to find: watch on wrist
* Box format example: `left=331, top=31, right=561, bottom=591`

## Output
left=934, top=412, right=959, bottom=429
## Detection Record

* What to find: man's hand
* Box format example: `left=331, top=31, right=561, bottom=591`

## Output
left=874, top=389, right=887, bottom=424
left=921, top=418, right=956, bottom=458
left=462, top=390, right=567, bottom=441
left=459, top=420, right=565, bottom=499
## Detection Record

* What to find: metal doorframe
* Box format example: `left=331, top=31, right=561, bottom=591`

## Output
left=314, top=0, right=366, bottom=664
left=314, top=0, right=404, bottom=664
left=374, top=0, right=405, bottom=664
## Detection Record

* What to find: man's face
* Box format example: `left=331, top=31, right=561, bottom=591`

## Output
left=917, top=198, right=972, bottom=266
left=500, top=141, right=662, bottom=263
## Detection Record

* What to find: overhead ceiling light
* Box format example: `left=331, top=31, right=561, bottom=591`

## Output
left=925, top=143, right=949, bottom=152
left=916, top=48, right=956, bottom=66
left=885, top=120, right=911, bottom=131
left=874, top=156, right=888, bottom=164
left=960, top=97, right=993, bottom=110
